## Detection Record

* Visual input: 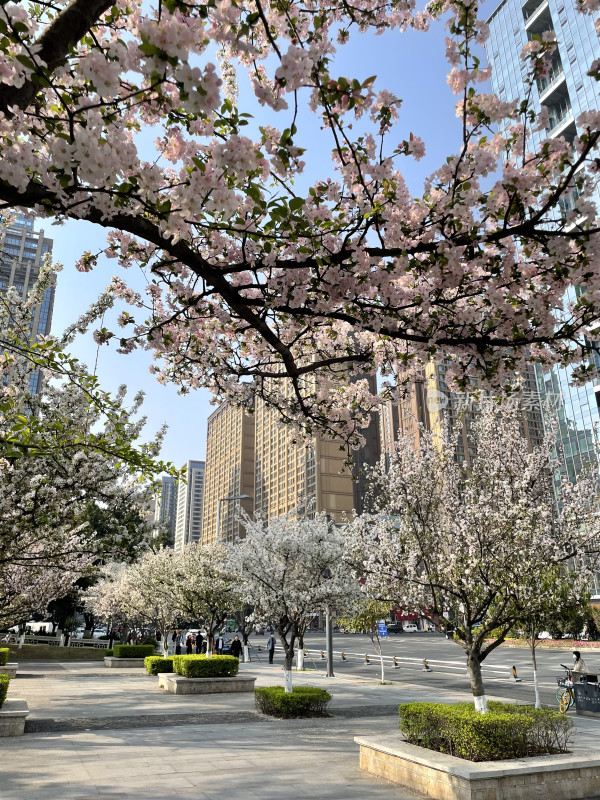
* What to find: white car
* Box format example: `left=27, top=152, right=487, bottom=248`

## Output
left=403, top=623, right=419, bottom=633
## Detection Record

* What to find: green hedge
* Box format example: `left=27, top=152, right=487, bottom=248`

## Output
left=105, top=649, right=113, bottom=657
left=0, top=648, right=9, bottom=666
left=145, top=655, right=174, bottom=675
left=398, top=702, right=574, bottom=762
left=172, top=654, right=239, bottom=678
left=112, top=644, right=155, bottom=659
left=255, top=686, right=332, bottom=718
left=0, top=675, right=9, bottom=708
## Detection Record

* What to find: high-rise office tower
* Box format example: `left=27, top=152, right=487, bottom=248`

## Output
left=154, top=475, right=178, bottom=544
left=486, top=0, right=600, bottom=488
left=0, top=213, right=54, bottom=393
left=173, top=460, right=205, bottom=551
left=202, top=401, right=255, bottom=544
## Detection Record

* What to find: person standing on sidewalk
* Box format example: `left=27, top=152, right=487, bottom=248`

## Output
left=267, top=631, right=276, bottom=664
left=230, top=635, right=243, bottom=660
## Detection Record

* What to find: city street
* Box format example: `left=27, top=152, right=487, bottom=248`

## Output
left=259, top=630, right=598, bottom=709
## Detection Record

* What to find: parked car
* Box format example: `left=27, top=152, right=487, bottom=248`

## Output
left=386, top=622, right=405, bottom=635
left=402, top=623, right=419, bottom=633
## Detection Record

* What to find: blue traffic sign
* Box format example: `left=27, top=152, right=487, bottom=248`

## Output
left=377, top=622, right=389, bottom=638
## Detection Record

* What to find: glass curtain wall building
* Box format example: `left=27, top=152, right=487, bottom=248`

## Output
left=486, top=0, right=600, bottom=593
left=0, top=213, right=54, bottom=393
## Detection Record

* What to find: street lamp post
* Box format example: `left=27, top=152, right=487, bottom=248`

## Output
left=215, top=494, right=251, bottom=544
left=321, top=567, right=334, bottom=678
left=215, top=493, right=252, bottom=664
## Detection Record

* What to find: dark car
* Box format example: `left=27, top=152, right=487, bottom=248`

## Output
left=386, top=622, right=405, bottom=635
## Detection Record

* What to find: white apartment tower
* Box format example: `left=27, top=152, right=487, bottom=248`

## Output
left=174, top=460, right=205, bottom=551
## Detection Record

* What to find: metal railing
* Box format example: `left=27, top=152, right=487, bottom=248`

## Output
left=298, top=646, right=525, bottom=682
left=4, top=634, right=109, bottom=649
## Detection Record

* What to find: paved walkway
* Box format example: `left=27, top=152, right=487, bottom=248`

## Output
left=2, top=659, right=600, bottom=800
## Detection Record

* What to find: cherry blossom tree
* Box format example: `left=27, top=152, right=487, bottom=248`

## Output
left=172, top=543, right=242, bottom=653
left=0, top=0, right=600, bottom=444
left=348, top=403, right=600, bottom=713
left=229, top=511, right=359, bottom=691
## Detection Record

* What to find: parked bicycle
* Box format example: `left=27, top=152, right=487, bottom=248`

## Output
left=556, top=664, right=575, bottom=712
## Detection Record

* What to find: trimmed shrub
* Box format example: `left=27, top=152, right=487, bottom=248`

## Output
left=398, top=702, right=574, bottom=762
left=172, top=654, right=239, bottom=678
left=105, top=649, right=113, bottom=657
left=0, top=648, right=9, bottom=666
left=0, top=674, right=9, bottom=708
left=255, top=686, right=332, bottom=719
left=145, top=655, right=174, bottom=675
left=112, top=644, right=155, bottom=659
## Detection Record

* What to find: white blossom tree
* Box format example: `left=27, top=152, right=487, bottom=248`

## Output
left=229, top=511, right=360, bottom=691
left=0, top=263, right=173, bottom=629
left=349, top=403, right=600, bottom=713
left=88, top=551, right=183, bottom=655
left=1, top=1, right=600, bottom=447
left=173, top=544, right=242, bottom=653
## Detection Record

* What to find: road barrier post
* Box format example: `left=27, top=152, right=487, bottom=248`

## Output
left=422, top=659, right=432, bottom=672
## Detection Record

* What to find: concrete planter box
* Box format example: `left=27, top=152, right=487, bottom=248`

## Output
left=0, top=663, right=17, bottom=679
left=355, top=734, right=600, bottom=800
left=104, top=657, right=147, bottom=668
left=0, top=700, right=29, bottom=737
left=158, top=673, right=256, bottom=695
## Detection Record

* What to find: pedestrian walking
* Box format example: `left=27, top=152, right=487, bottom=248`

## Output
left=175, top=631, right=182, bottom=656
left=267, top=631, right=276, bottom=664
left=186, top=634, right=193, bottom=655
left=195, top=633, right=203, bottom=654
left=573, top=650, right=589, bottom=673
left=214, top=634, right=224, bottom=655
left=230, top=635, right=243, bottom=659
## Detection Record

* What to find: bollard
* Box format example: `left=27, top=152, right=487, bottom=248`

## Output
left=422, top=659, right=432, bottom=672
left=365, top=654, right=370, bottom=665
left=394, top=657, right=399, bottom=669
left=511, top=665, right=522, bottom=682
left=342, top=652, right=347, bottom=661
left=303, top=649, right=308, bottom=656
left=321, top=650, right=325, bottom=660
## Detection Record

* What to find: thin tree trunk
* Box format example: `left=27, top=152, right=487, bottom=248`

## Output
left=467, top=650, right=488, bottom=713
left=297, top=633, right=305, bottom=671
left=284, top=646, right=294, bottom=692
left=530, top=633, right=541, bottom=709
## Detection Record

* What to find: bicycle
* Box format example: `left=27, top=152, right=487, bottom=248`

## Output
left=556, top=665, right=575, bottom=712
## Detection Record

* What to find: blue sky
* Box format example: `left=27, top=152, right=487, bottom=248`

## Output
left=47, top=9, right=494, bottom=467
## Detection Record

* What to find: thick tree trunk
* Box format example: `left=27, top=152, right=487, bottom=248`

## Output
left=467, top=650, right=488, bottom=713
left=280, top=626, right=295, bottom=693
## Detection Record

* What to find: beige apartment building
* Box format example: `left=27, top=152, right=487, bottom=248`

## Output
left=380, top=360, right=545, bottom=462
left=254, top=395, right=357, bottom=523
left=202, top=380, right=380, bottom=538
left=201, top=401, right=255, bottom=544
